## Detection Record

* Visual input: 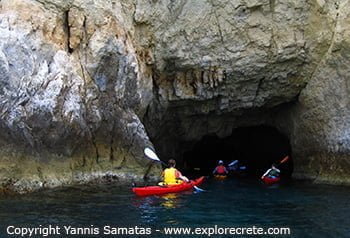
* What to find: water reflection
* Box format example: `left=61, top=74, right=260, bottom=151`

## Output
left=133, top=197, right=160, bottom=224
left=160, top=193, right=181, bottom=209
left=132, top=193, right=185, bottom=224
left=0, top=180, right=349, bottom=236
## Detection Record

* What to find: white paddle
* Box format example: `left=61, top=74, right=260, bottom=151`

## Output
left=144, top=147, right=167, bottom=165
left=144, top=147, right=205, bottom=192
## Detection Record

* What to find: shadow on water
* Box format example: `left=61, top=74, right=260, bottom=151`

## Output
left=0, top=178, right=349, bottom=237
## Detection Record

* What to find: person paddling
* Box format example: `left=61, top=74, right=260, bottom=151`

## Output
left=160, top=159, right=189, bottom=186
left=213, top=160, right=229, bottom=175
left=261, top=163, right=280, bottom=179
left=261, top=156, right=289, bottom=179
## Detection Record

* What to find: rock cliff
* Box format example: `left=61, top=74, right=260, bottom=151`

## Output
left=278, top=0, right=350, bottom=184
left=0, top=0, right=349, bottom=193
left=0, top=0, right=159, bottom=193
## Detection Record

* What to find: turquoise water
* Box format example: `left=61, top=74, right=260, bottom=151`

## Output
left=0, top=178, right=349, bottom=237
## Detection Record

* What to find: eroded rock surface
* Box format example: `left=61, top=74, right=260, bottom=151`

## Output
left=278, top=0, right=350, bottom=184
left=0, top=0, right=349, bottom=192
left=0, top=0, right=159, bottom=193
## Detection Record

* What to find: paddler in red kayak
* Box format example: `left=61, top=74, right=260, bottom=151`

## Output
left=213, top=160, right=228, bottom=175
left=261, top=163, right=280, bottom=179
left=261, top=156, right=289, bottom=180
left=159, top=159, right=189, bottom=186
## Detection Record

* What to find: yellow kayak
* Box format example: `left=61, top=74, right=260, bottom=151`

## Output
left=214, top=175, right=227, bottom=180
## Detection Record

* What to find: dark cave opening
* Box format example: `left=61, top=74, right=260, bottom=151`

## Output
left=182, top=125, right=293, bottom=178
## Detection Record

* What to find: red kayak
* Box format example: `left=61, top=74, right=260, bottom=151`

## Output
left=262, top=176, right=280, bottom=185
left=133, top=177, right=205, bottom=196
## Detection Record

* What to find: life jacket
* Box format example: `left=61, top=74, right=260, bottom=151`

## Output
left=268, top=168, right=280, bottom=177
left=216, top=165, right=226, bottom=174
left=163, top=168, right=182, bottom=185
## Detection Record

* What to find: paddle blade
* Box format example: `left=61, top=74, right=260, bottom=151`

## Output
left=144, top=147, right=160, bottom=161
left=193, top=186, right=205, bottom=192
left=228, top=160, right=239, bottom=167
left=280, top=156, right=289, bottom=164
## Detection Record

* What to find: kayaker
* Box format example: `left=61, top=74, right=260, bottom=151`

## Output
left=213, top=160, right=228, bottom=175
left=161, top=159, right=189, bottom=185
left=261, top=163, right=280, bottom=179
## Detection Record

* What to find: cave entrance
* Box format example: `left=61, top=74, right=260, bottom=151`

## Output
left=182, top=125, right=293, bottom=177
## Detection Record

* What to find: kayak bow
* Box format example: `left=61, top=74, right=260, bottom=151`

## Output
left=262, top=176, right=280, bottom=185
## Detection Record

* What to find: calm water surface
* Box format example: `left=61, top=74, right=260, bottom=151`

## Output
left=0, top=178, right=349, bottom=237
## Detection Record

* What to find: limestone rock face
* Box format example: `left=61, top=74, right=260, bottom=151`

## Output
left=140, top=1, right=336, bottom=160
left=278, top=0, right=350, bottom=184
left=0, top=0, right=159, bottom=193
left=139, top=0, right=310, bottom=107
left=0, top=0, right=349, bottom=192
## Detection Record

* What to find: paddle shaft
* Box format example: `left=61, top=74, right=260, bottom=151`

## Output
left=157, top=160, right=168, bottom=167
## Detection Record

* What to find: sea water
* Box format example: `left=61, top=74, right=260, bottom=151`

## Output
left=0, top=178, right=349, bottom=237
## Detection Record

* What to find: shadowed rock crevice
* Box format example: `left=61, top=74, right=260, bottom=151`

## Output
left=64, top=10, right=74, bottom=54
